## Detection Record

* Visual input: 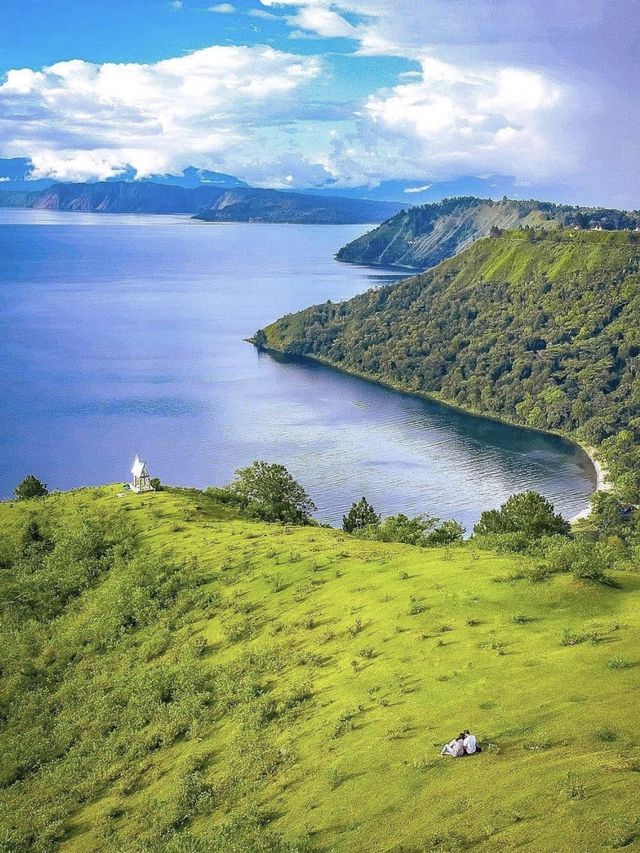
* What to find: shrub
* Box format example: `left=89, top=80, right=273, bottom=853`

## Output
left=328, top=767, right=344, bottom=790
left=347, top=618, right=363, bottom=637
left=408, top=597, right=426, bottom=616
left=354, top=513, right=463, bottom=547
left=608, top=656, right=633, bottom=670
left=544, top=538, right=616, bottom=584
left=595, top=727, right=618, bottom=742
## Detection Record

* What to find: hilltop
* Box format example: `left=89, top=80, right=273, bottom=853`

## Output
left=336, top=196, right=640, bottom=270
left=258, top=229, right=640, bottom=498
left=1, top=485, right=639, bottom=852
left=0, top=181, right=403, bottom=224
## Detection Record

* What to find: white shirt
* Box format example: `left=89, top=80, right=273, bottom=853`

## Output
left=463, top=734, right=477, bottom=754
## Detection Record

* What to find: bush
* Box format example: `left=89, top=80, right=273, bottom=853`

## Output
left=14, top=474, right=48, bottom=500
left=608, top=656, right=633, bottom=670
left=355, top=513, right=463, bottom=547
left=545, top=538, right=616, bottom=584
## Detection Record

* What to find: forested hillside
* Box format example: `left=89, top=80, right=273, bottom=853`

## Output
left=336, top=196, right=640, bottom=269
left=259, top=230, right=640, bottom=499
left=2, top=486, right=640, bottom=852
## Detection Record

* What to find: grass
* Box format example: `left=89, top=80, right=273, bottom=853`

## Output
left=0, top=485, right=639, bottom=852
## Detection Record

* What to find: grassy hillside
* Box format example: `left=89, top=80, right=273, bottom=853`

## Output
left=259, top=230, right=640, bottom=499
left=335, top=196, right=640, bottom=270
left=1, top=486, right=639, bottom=852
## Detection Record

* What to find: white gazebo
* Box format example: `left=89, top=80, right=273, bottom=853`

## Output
left=130, top=455, right=154, bottom=493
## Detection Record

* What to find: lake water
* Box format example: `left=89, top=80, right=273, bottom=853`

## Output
left=0, top=210, right=595, bottom=528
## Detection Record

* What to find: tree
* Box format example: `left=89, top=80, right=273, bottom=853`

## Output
left=14, top=474, right=48, bottom=501
left=473, top=491, right=570, bottom=539
left=230, top=461, right=316, bottom=524
left=425, top=519, right=465, bottom=545
left=589, top=491, right=634, bottom=538
left=342, top=497, right=380, bottom=533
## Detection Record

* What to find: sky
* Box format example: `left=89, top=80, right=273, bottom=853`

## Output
left=0, top=0, right=639, bottom=206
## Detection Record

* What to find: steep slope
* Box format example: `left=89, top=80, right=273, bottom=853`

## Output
left=0, top=181, right=403, bottom=223
left=336, top=196, right=640, bottom=269
left=258, top=230, right=640, bottom=495
left=1, top=486, right=639, bottom=852
left=193, top=188, right=404, bottom=224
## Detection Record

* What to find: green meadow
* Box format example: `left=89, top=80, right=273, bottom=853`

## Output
left=1, top=486, right=638, bottom=852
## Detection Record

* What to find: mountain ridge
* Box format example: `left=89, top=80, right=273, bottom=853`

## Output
left=336, top=196, right=640, bottom=270
left=0, top=180, right=404, bottom=223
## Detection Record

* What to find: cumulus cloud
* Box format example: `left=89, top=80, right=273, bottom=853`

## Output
left=258, top=0, right=640, bottom=205
left=335, top=57, right=575, bottom=186
left=207, top=3, right=236, bottom=12
left=0, top=46, right=321, bottom=181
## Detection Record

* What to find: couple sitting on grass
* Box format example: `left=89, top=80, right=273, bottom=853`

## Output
left=441, top=730, right=479, bottom=757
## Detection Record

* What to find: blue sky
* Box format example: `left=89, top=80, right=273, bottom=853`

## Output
left=0, top=1, right=638, bottom=205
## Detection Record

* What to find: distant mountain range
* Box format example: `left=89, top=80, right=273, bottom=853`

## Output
left=0, top=159, right=248, bottom=194
left=336, top=196, right=640, bottom=269
left=0, top=158, right=526, bottom=204
left=0, top=179, right=404, bottom=224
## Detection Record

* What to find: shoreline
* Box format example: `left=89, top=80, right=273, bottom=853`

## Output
left=569, top=446, right=611, bottom=523
left=252, top=343, right=607, bottom=523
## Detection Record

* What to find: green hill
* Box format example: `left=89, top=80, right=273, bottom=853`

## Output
left=1, top=486, right=639, bottom=852
left=335, top=196, right=640, bottom=270
left=259, top=229, right=640, bottom=499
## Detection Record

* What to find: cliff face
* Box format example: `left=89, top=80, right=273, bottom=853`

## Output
left=336, top=196, right=640, bottom=269
left=0, top=181, right=404, bottom=223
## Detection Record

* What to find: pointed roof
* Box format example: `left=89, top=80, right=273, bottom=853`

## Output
left=131, top=455, right=147, bottom=477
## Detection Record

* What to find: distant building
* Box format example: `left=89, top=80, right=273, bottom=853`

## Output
left=130, top=455, right=154, bottom=493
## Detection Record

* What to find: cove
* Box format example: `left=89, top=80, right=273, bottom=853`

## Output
left=0, top=210, right=596, bottom=528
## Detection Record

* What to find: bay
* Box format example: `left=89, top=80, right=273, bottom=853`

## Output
left=0, top=210, right=595, bottom=528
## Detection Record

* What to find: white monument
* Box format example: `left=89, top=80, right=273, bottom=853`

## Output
left=130, top=455, right=154, bottom=493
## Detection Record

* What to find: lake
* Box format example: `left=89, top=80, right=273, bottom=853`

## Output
left=0, top=210, right=596, bottom=528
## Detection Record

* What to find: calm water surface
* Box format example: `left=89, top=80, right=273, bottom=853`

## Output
left=0, top=210, right=595, bottom=528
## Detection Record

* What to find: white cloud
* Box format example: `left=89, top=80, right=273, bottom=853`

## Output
left=248, top=8, right=280, bottom=19
left=321, top=56, right=576, bottom=189
left=0, top=45, right=321, bottom=181
left=207, top=3, right=235, bottom=12
left=170, top=0, right=183, bottom=9
left=287, top=6, right=356, bottom=38
left=255, top=0, right=640, bottom=205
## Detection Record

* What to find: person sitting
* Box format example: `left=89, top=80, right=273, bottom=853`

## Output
left=463, top=729, right=478, bottom=754
left=440, top=733, right=465, bottom=757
